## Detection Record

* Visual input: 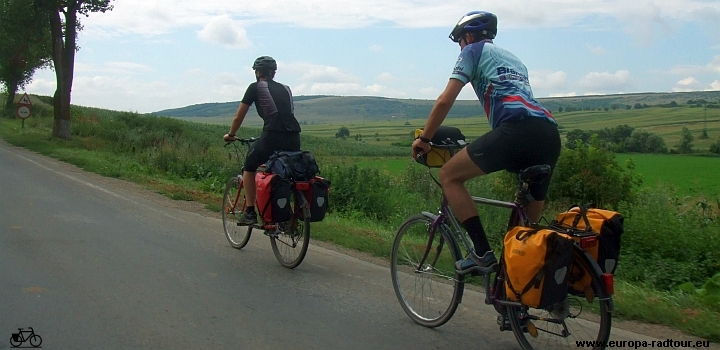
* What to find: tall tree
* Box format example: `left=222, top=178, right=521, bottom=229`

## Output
left=35, top=0, right=113, bottom=139
left=676, top=127, right=694, bottom=154
left=0, top=0, right=52, bottom=110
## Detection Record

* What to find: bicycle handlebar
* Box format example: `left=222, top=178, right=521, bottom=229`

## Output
left=224, top=137, right=258, bottom=147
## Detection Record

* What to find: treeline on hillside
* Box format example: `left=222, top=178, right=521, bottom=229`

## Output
left=566, top=124, right=720, bottom=155
left=557, top=99, right=720, bottom=113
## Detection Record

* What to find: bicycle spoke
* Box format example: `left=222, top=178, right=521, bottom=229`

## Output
left=508, top=249, right=612, bottom=350
left=270, top=191, right=310, bottom=269
left=391, top=214, right=464, bottom=328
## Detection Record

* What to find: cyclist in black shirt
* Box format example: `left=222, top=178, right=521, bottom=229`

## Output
left=224, top=56, right=302, bottom=225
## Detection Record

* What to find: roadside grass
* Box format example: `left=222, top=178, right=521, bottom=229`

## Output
left=1, top=109, right=719, bottom=342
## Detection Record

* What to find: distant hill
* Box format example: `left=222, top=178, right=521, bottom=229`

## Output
left=153, top=91, right=720, bottom=124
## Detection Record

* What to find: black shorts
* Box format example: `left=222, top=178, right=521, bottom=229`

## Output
left=466, top=117, right=561, bottom=201
left=244, top=131, right=301, bottom=172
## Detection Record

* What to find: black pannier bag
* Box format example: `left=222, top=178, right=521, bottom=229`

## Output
left=302, top=177, right=330, bottom=222
left=265, top=150, right=319, bottom=181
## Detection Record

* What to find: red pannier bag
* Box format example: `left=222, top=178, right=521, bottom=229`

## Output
left=255, top=172, right=292, bottom=223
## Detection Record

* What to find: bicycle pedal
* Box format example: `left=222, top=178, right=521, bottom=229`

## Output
left=526, top=321, right=538, bottom=338
left=263, top=230, right=278, bottom=238
left=497, top=314, right=511, bottom=331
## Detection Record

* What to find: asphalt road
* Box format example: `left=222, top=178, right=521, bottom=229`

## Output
left=0, top=140, right=715, bottom=350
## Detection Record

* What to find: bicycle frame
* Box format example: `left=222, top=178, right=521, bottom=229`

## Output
left=12, top=328, right=35, bottom=342
left=420, top=191, right=529, bottom=309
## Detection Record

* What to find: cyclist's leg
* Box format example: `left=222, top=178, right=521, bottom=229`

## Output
left=512, top=118, right=561, bottom=224
left=439, top=148, right=485, bottom=222
left=243, top=134, right=272, bottom=209
left=243, top=170, right=257, bottom=204
left=526, top=200, right=545, bottom=224
left=439, top=148, right=498, bottom=273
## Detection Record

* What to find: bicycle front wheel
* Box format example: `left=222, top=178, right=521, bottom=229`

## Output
left=508, top=248, right=612, bottom=350
left=390, top=213, right=464, bottom=328
left=222, top=176, right=252, bottom=249
left=29, top=335, right=42, bottom=347
left=270, top=190, right=310, bottom=269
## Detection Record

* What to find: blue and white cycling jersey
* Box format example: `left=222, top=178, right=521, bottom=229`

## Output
left=450, top=39, right=555, bottom=129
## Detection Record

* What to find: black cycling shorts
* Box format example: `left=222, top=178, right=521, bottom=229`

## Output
left=466, top=117, right=561, bottom=201
left=244, top=131, right=301, bottom=172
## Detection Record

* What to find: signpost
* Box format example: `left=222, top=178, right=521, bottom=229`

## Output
left=16, top=92, right=32, bottom=129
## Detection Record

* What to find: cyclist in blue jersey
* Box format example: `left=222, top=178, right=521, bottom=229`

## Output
left=411, top=11, right=561, bottom=276
left=224, top=56, right=302, bottom=225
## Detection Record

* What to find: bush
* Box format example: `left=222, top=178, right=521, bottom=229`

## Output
left=619, top=189, right=720, bottom=290
left=549, top=139, right=642, bottom=209
left=709, top=137, right=720, bottom=154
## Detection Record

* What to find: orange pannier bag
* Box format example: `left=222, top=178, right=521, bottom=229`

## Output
left=503, top=226, right=574, bottom=309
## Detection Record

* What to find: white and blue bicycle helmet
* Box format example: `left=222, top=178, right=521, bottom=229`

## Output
left=449, top=11, right=498, bottom=42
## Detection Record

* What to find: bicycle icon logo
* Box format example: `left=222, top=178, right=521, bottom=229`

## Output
left=9, top=327, right=42, bottom=348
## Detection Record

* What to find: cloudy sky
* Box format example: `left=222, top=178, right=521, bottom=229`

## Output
left=25, top=0, right=720, bottom=113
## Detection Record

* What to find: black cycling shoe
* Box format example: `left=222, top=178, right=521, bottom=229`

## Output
left=455, top=250, right=498, bottom=275
left=237, top=210, right=257, bottom=226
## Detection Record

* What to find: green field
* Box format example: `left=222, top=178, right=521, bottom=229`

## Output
left=353, top=152, right=720, bottom=199
left=616, top=153, right=720, bottom=197
left=188, top=106, right=720, bottom=152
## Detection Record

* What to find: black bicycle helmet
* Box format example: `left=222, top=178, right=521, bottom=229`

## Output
left=252, top=56, right=277, bottom=71
left=449, top=11, right=497, bottom=42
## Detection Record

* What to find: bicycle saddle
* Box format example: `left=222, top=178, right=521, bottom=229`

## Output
left=519, top=164, right=551, bottom=184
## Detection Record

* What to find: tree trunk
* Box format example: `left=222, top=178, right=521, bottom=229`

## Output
left=4, top=89, right=16, bottom=111
left=2, top=76, right=19, bottom=111
left=48, top=0, right=78, bottom=140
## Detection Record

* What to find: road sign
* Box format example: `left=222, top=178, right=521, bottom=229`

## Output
left=17, top=105, right=31, bottom=119
left=18, top=93, right=32, bottom=106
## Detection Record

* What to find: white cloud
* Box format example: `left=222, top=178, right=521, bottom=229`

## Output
left=673, top=77, right=702, bottom=92
left=712, top=80, right=720, bottom=90
left=284, top=62, right=360, bottom=84
left=369, top=45, right=382, bottom=52
left=668, top=55, right=720, bottom=76
left=418, top=87, right=441, bottom=98
left=197, top=16, right=251, bottom=48
left=376, top=73, right=394, bottom=82
left=72, top=62, right=152, bottom=75
left=549, top=92, right=578, bottom=97
left=82, top=0, right=720, bottom=34
left=530, top=70, right=567, bottom=90
left=587, top=45, right=607, bottom=55
left=294, top=82, right=364, bottom=95
left=577, top=70, right=631, bottom=91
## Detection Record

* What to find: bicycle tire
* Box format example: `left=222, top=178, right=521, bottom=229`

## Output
left=222, top=176, right=252, bottom=249
left=270, top=189, right=310, bottom=269
left=9, top=336, right=21, bottom=348
left=29, top=335, right=42, bottom=347
left=390, top=213, right=464, bottom=328
left=507, top=247, right=612, bottom=350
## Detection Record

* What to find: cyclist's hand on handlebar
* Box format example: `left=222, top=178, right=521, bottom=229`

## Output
left=411, top=138, right=431, bottom=158
left=223, top=133, right=237, bottom=143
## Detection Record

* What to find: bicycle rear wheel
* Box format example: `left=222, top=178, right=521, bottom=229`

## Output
left=507, top=248, right=612, bottom=350
left=222, top=176, right=252, bottom=249
left=390, top=213, right=464, bottom=328
left=270, top=190, right=310, bottom=269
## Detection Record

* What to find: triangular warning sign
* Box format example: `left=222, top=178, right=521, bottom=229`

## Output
left=18, top=93, right=32, bottom=106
